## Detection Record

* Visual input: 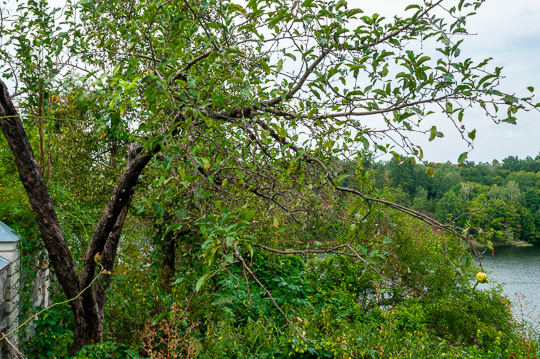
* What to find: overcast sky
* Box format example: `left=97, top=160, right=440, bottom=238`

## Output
left=3, top=0, right=538, bottom=163
left=362, top=0, right=540, bottom=163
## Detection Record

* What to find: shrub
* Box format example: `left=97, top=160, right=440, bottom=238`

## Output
left=24, top=305, right=73, bottom=359
left=423, top=288, right=515, bottom=350
left=72, top=341, right=141, bottom=359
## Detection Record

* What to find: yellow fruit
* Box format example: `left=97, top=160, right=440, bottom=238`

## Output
left=476, top=272, right=487, bottom=283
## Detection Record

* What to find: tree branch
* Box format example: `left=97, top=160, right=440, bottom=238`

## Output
left=263, top=47, right=332, bottom=107
left=0, top=79, right=82, bottom=303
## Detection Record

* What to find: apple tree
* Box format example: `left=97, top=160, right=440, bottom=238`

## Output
left=0, top=0, right=536, bottom=353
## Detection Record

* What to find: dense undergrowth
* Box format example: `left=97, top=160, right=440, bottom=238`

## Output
left=19, top=210, right=540, bottom=359
left=3, top=147, right=539, bottom=358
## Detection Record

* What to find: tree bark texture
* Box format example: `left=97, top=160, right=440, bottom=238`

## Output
left=0, top=80, right=83, bottom=308
left=160, top=231, right=177, bottom=289
left=0, top=80, right=157, bottom=354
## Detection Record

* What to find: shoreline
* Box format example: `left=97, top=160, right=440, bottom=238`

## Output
left=473, top=240, right=533, bottom=248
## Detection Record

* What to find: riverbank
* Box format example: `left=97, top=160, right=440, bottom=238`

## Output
left=473, top=240, right=533, bottom=248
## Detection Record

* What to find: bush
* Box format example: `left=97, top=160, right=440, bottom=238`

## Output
left=423, top=289, right=515, bottom=349
left=72, top=341, right=141, bottom=359
left=24, top=305, right=73, bottom=359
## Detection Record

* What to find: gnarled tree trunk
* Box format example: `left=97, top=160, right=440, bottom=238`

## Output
left=0, top=80, right=157, bottom=354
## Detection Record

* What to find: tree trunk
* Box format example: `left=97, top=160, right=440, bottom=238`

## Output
left=0, top=80, right=145, bottom=354
left=161, top=232, right=177, bottom=289
left=0, top=80, right=97, bottom=354
left=71, top=308, right=103, bottom=352
left=96, top=205, right=130, bottom=316
left=0, top=79, right=177, bottom=354
left=0, top=80, right=82, bottom=307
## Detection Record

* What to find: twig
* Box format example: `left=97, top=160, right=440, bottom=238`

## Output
left=253, top=243, right=353, bottom=257
left=0, top=331, right=26, bottom=359
left=234, top=249, right=306, bottom=340
left=0, top=267, right=107, bottom=343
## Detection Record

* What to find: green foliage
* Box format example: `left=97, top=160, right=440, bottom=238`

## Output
left=435, top=190, right=466, bottom=224
left=24, top=305, right=74, bottom=359
left=72, top=342, right=141, bottom=359
left=305, top=254, right=375, bottom=318
left=1, top=0, right=540, bottom=356
left=279, top=336, right=346, bottom=358
left=206, top=252, right=312, bottom=325
left=189, top=211, right=540, bottom=358
left=423, top=289, right=514, bottom=347
left=198, top=212, right=255, bottom=267
left=103, top=266, right=161, bottom=348
left=376, top=154, right=540, bottom=245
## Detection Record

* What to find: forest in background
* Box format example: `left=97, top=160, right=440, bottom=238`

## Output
left=369, top=155, right=540, bottom=246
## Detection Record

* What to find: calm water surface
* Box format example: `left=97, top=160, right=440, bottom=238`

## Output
left=480, top=245, right=540, bottom=318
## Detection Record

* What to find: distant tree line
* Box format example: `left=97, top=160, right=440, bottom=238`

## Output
left=368, top=154, right=540, bottom=245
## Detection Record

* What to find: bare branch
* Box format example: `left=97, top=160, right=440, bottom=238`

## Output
left=170, top=49, right=217, bottom=83
left=263, top=47, right=332, bottom=107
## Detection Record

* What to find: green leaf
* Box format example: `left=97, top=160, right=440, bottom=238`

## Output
left=428, top=126, right=443, bottom=141
left=425, top=166, right=434, bottom=179
left=259, top=59, right=271, bottom=74
left=196, top=273, right=208, bottom=292
left=337, top=173, right=350, bottom=185
left=276, top=58, right=283, bottom=72
left=242, top=208, right=255, bottom=221
left=527, top=86, right=534, bottom=92
left=133, top=205, right=145, bottom=215
left=357, top=136, right=369, bottom=150
left=326, top=139, right=335, bottom=150
left=163, top=223, right=182, bottom=238
left=152, top=201, right=164, bottom=219
left=201, top=157, right=210, bottom=170
left=502, top=117, right=517, bottom=124
left=503, top=95, right=518, bottom=104
left=347, top=8, right=364, bottom=17
left=458, top=152, right=468, bottom=165
left=152, top=311, right=173, bottom=325
left=405, top=4, right=421, bottom=10
left=477, top=74, right=496, bottom=88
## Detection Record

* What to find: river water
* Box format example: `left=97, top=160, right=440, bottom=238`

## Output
left=479, top=245, right=540, bottom=320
